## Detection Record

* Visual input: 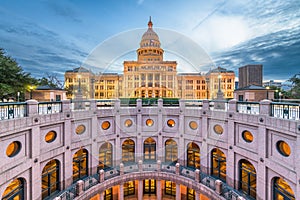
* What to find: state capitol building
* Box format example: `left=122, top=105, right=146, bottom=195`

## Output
left=65, top=19, right=235, bottom=100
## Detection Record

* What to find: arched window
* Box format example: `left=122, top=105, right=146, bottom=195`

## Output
left=273, top=177, right=295, bottom=200
left=187, top=188, right=195, bottom=200
left=239, top=159, right=256, bottom=198
left=165, top=139, right=178, bottom=164
left=124, top=181, right=135, bottom=197
left=144, top=138, right=156, bottom=161
left=122, top=139, right=135, bottom=163
left=187, top=142, right=200, bottom=169
left=99, top=142, right=113, bottom=170
left=41, top=160, right=60, bottom=199
left=2, top=178, right=25, bottom=200
left=211, top=148, right=226, bottom=181
left=73, top=149, right=88, bottom=182
left=165, top=181, right=176, bottom=196
left=143, top=179, right=156, bottom=195
left=104, top=188, right=113, bottom=200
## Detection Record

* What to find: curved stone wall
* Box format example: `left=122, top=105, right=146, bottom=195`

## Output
left=0, top=99, right=299, bottom=199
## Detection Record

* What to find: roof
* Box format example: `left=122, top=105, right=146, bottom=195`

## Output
left=36, top=85, right=63, bottom=90
left=206, top=66, right=234, bottom=75
left=235, top=85, right=268, bottom=91
left=65, top=66, right=91, bottom=73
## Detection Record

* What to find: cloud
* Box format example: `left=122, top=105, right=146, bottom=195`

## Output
left=45, top=1, right=82, bottom=23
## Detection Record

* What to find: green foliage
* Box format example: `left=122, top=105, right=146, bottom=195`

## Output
left=288, top=73, right=300, bottom=99
left=0, top=49, right=36, bottom=101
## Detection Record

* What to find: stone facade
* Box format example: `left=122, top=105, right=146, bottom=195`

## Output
left=0, top=99, right=299, bottom=199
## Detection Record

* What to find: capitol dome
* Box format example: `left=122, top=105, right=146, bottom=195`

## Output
left=140, top=17, right=161, bottom=48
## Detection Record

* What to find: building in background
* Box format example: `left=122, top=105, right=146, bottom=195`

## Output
left=238, top=64, right=262, bottom=88
left=65, top=19, right=235, bottom=100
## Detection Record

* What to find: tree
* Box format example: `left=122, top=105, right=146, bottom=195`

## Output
left=288, top=73, right=300, bottom=99
left=37, top=73, right=63, bottom=89
left=0, top=49, right=36, bottom=101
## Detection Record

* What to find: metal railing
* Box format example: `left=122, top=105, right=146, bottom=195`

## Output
left=38, top=101, right=62, bottom=115
left=0, top=102, right=27, bottom=120
left=237, top=101, right=260, bottom=115
left=271, top=102, right=300, bottom=120
left=54, top=161, right=250, bottom=200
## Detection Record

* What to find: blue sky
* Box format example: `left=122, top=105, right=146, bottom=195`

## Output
left=0, top=0, right=299, bottom=82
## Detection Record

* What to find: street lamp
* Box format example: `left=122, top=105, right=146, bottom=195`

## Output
left=266, top=86, right=270, bottom=99
left=218, top=74, right=222, bottom=93
left=205, top=77, right=209, bottom=99
left=77, top=74, right=82, bottom=95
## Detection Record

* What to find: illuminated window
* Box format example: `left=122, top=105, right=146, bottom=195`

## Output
left=45, top=131, right=57, bottom=143
left=276, top=141, right=291, bottom=157
left=165, top=181, right=176, bottom=196
left=273, top=177, right=295, bottom=200
left=124, top=119, right=133, bottom=127
left=146, top=119, right=154, bottom=127
left=239, top=159, right=256, bottom=198
left=242, top=131, right=253, bottom=143
left=165, top=139, right=178, bottom=164
left=187, top=142, right=200, bottom=169
left=122, top=139, right=135, bottom=163
left=144, top=138, right=156, bottom=161
left=211, top=148, right=226, bottom=181
left=2, top=178, right=24, bottom=200
left=144, top=179, right=156, bottom=194
left=99, top=142, right=112, bottom=170
left=73, top=149, right=88, bottom=182
left=75, top=125, right=86, bottom=135
left=6, top=141, right=21, bottom=158
left=124, top=181, right=135, bottom=197
left=167, top=119, right=175, bottom=127
left=213, top=124, right=223, bottom=134
left=189, top=121, right=198, bottom=130
left=42, top=160, right=60, bottom=199
left=101, top=121, right=111, bottom=130
left=187, top=188, right=195, bottom=200
left=104, top=188, right=113, bottom=200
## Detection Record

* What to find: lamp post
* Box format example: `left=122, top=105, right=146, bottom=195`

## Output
left=205, top=77, right=209, bottom=99
left=77, top=74, right=82, bottom=96
left=17, top=92, right=20, bottom=102
left=266, top=86, right=270, bottom=99
left=218, top=74, right=222, bottom=93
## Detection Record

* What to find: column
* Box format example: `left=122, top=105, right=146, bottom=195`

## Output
left=138, top=180, right=143, bottom=200
left=119, top=184, right=124, bottom=200
left=176, top=184, right=180, bottom=200
left=157, top=99, right=163, bottom=161
left=156, top=180, right=161, bottom=199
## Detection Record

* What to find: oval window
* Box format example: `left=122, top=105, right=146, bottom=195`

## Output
left=45, top=131, right=57, bottom=143
left=146, top=119, right=154, bottom=127
left=102, top=121, right=111, bottom=130
left=6, top=141, right=22, bottom=157
left=276, top=141, right=291, bottom=157
left=213, top=124, right=223, bottom=134
left=189, top=121, right=198, bottom=130
left=76, top=125, right=86, bottom=135
left=124, top=119, right=133, bottom=127
left=167, top=119, right=175, bottom=127
left=242, top=131, right=253, bottom=143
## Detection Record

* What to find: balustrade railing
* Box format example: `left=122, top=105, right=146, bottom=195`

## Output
left=54, top=161, right=250, bottom=200
left=38, top=101, right=62, bottom=114
left=0, top=102, right=27, bottom=120
left=271, top=102, right=300, bottom=120
left=237, top=101, right=260, bottom=115
left=1, top=99, right=299, bottom=123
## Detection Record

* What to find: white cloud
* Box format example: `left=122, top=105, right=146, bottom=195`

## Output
left=190, top=15, right=252, bottom=52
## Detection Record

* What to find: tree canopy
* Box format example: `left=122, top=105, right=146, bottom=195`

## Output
left=0, top=49, right=63, bottom=101
left=287, top=73, right=300, bottom=99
